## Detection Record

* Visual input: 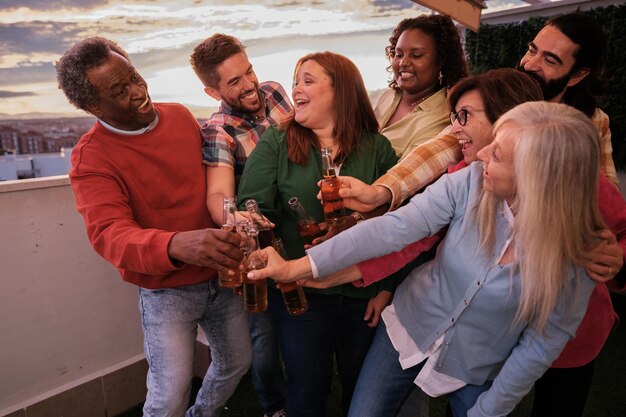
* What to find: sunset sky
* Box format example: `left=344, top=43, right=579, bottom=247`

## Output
left=0, top=0, right=525, bottom=118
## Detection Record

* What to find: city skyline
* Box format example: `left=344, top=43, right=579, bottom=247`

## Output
left=0, top=0, right=524, bottom=118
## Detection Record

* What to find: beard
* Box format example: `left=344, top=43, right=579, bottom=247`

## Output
left=223, top=86, right=262, bottom=114
left=517, top=66, right=572, bottom=101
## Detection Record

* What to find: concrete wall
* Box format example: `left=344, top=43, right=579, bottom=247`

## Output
left=0, top=177, right=145, bottom=416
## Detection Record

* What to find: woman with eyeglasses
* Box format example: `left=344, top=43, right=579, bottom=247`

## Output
left=375, top=14, right=467, bottom=160
left=246, top=101, right=607, bottom=416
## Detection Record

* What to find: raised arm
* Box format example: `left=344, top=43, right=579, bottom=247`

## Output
left=375, top=131, right=461, bottom=210
left=206, top=166, right=236, bottom=225
left=71, top=162, right=242, bottom=276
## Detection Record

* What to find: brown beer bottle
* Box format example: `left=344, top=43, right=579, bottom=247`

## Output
left=320, top=147, right=345, bottom=226
left=243, top=224, right=268, bottom=313
left=245, top=199, right=275, bottom=248
left=218, top=197, right=241, bottom=288
left=271, top=238, right=308, bottom=315
left=288, top=196, right=323, bottom=246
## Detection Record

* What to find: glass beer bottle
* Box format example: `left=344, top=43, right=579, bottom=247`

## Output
left=218, top=197, right=241, bottom=288
left=243, top=224, right=268, bottom=313
left=288, top=196, right=323, bottom=245
left=320, top=147, right=345, bottom=226
left=233, top=220, right=250, bottom=295
left=245, top=199, right=275, bottom=248
left=271, top=238, right=308, bottom=315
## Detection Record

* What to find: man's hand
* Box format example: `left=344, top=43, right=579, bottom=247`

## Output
left=168, top=228, right=243, bottom=273
left=364, top=291, right=393, bottom=328
left=582, top=229, right=624, bottom=283
left=316, top=176, right=391, bottom=212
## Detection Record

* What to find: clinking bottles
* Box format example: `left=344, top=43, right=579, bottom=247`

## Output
left=288, top=196, right=323, bottom=246
left=242, top=223, right=268, bottom=313
left=272, top=238, right=308, bottom=315
left=320, top=147, right=345, bottom=226
left=245, top=199, right=275, bottom=249
left=218, top=197, right=240, bottom=288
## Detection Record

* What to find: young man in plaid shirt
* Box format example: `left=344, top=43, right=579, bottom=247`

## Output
left=191, top=34, right=293, bottom=417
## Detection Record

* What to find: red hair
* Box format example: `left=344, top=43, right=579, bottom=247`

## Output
left=284, top=52, right=379, bottom=165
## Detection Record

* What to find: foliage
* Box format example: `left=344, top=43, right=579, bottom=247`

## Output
left=465, top=5, right=626, bottom=171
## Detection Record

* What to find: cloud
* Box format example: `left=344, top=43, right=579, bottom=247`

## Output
left=0, top=64, right=56, bottom=88
left=0, top=0, right=111, bottom=11
left=0, top=90, right=36, bottom=98
left=0, top=21, right=87, bottom=56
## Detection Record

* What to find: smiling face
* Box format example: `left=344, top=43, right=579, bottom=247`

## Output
left=477, top=124, right=517, bottom=204
left=391, top=28, right=439, bottom=95
left=450, top=89, right=493, bottom=165
left=86, top=52, right=156, bottom=131
left=518, top=25, right=587, bottom=102
left=205, top=52, right=262, bottom=114
left=292, top=59, right=335, bottom=130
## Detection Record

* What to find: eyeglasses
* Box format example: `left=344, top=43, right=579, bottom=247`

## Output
left=450, top=108, right=485, bottom=127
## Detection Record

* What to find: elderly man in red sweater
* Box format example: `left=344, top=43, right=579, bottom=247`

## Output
left=56, top=37, right=251, bottom=417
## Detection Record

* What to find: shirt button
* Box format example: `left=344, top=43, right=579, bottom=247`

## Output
left=464, top=299, right=468, bottom=305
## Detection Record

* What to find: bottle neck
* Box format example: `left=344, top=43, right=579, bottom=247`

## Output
left=271, top=238, right=289, bottom=260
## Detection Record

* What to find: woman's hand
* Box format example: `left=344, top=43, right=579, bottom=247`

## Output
left=246, top=248, right=313, bottom=282
left=316, top=176, right=391, bottom=212
left=364, top=290, right=393, bottom=328
left=582, top=229, right=624, bottom=283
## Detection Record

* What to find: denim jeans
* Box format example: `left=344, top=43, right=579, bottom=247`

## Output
left=348, top=322, right=491, bottom=417
left=268, top=288, right=376, bottom=417
left=248, top=310, right=287, bottom=415
left=139, top=280, right=252, bottom=417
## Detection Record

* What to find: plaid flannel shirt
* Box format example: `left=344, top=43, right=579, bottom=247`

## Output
left=201, top=81, right=293, bottom=184
left=374, top=125, right=462, bottom=210
left=592, top=108, right=619, bottom=189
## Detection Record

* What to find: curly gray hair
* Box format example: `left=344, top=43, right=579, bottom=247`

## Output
left=55, top=37, right=130, bottom=111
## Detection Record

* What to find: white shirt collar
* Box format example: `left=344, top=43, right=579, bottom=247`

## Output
left=98, top=114, right=159, bottom=136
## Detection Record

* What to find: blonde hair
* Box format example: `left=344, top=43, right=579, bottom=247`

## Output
left=476, top=101, right=604, bottom=331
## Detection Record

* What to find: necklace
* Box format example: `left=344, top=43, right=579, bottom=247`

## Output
left=403, top=90, right=436, bottom=107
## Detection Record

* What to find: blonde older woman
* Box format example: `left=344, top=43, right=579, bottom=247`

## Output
left=248, top=101, right=604, bottom=416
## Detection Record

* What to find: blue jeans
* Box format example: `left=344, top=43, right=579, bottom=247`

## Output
left=139, top=280, right=252, bottom=417
left=268, top=289, right=376, bottom=417
left=348, top=322, right=491, bottom=417
left=248, top=310, right=287, bottom=415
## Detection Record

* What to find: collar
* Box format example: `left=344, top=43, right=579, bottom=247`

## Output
left=98, top=113, right=159, bottom=136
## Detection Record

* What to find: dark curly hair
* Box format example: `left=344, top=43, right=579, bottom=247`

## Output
left=56, top=37, right=129, bottom=112
left=190, top=33, right=246, bottom=88
left=385, top=14, right=468, bottom=90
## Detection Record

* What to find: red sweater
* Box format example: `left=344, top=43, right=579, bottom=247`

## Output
left=69, top=103, right=217, bottom=289
left=358, top=161, right=625, bottom=367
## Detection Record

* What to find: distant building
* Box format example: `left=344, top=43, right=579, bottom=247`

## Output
left=0, top=148, right=73, bottom=181
left=19, top=130, right=46, bottom=154
left=0, top=125, right=19, bottom=153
